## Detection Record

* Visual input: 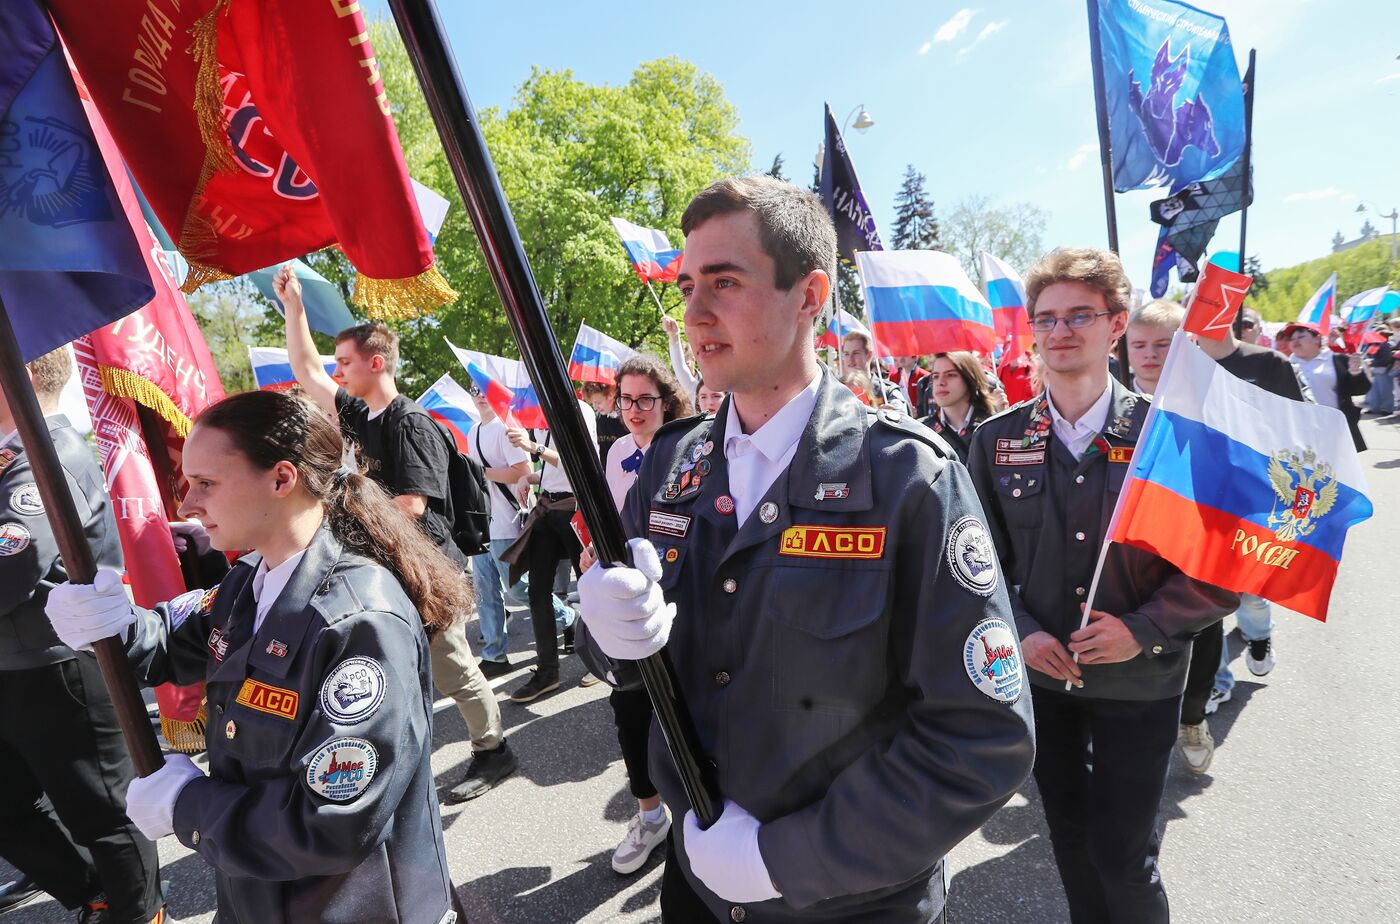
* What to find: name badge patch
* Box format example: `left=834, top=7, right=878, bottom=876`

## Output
left=779, top=525, right=886, bottom=560
left=305, top=737, right=378, bottom=802
left=648, top=510, right=692, bottom=539
left=235, top=678, right=300, bottom=721
left=995, top=449, right=1045, bottom=466
left=1108, top=446, right=1134, bottom=464
left=320, top=657, right=386, bottom=724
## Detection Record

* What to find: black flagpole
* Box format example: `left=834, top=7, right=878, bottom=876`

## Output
left=384, top=0, right=720, bottom=826
left=0, top=299, right=164, bottom=776
left=1233, top=49, right=1257, bottom=337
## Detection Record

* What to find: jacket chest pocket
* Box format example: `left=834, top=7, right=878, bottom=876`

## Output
left=992, top=468, right=1046, bottom=530
left=209, top=679, right=306, bottom=778
left=767, top=565, right=891, bottom=717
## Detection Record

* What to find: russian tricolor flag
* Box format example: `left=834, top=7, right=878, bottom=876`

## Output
left=980, top=252, right=1034, bottom=363
left=611, top=217, right=683, bottom=284
left=1109, top=332, right=1372, bottom=621
left=1297, top=272, right=1337, bottom=336
left=569, top=322, right=637, bottom=385
left=1340, top=286, right=1390, bottom=351
left=855, top=250, right=997, bottom=357
left=418, top=374, right=480, bottom=452
left=815, top=307, right=871, bottom=351
left=249, top=347, right=339, bottom=392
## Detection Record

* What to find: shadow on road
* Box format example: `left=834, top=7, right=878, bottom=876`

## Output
left=455, top=848, right=662, bottom=924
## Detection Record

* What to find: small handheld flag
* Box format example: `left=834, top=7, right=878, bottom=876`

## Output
left=568, top=322, right=637, bottom=385
left=1182, top=261, right=1253, bottom=341
left=1297, top=273, right=1338, bottom=337
left=610, top=217, right=683, bottom=284
left=854, top=251, right=996, bottom=357
left=249, top=347, right=339, bottom=392
left=816, top=308, right=872, bottom=351
left=418, top=374, right=480, bottom=451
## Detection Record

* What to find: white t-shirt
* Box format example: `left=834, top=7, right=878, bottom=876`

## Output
left=605, top=433, right=647, bottom=512
left=1291, top=354, right=1338, bottom=410
left=470, top=418, right=530, bottom=541
left=537, top=400, right=598, bottom=495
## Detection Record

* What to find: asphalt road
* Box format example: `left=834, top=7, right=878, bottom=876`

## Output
left=4, top=416, right=1398, bottom=924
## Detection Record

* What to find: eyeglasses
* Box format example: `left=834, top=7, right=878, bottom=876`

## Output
left=1240, top=320, right=1258, bottom=329
left=1028, top=310, right=1113, bottom=333
left=616, top=394, right=661, bottom=411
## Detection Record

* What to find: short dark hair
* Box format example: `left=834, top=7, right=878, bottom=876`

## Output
left=335, top=322, right=399, bottom=374
left=681, top=176, right=837, bottom=292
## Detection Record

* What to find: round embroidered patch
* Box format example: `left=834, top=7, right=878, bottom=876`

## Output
left=305, top=737, right=378, bottom=802
left=9, top=483, right=43, bottom=516
left=946, top=516, right=998, bottom=596
left=964, top=618, right=1023, bottom=703
left=0, top=523, right=31, bottom=556
left=320, top=657, right=386, bottom=724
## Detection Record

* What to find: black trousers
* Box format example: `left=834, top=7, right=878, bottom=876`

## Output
left=525, top=502, right=581, bottom=677
left=610, top=687, right=657, bottom=800
left=660, top=839, right=718, bottom=923
left=0, top=657, right=161, bottom=922
left=1180, top=622, right=1224, bottom=726
left=1032, top=687, right=1179, bottom=924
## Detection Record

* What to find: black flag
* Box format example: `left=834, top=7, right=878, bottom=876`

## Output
left=819, top=104, right=883, bottom=261
left=1149, top=153, right=1253, bottom=270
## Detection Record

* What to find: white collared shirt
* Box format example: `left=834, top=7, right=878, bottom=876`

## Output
left=722, top=372, right=822, bottom=527
left=1046, top=384, right=1113, bottom=461
left=938, top=404, right=975, bottom=434
left=250, top=549, right=309, bottom=634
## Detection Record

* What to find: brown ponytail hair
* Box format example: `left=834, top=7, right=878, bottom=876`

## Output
left=194, top=390, right=469, bottom=635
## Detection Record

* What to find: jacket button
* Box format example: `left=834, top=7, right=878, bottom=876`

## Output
left=1152, top=644, right=1164, bottom=655
left=191, top=830, right=200, bottom=845
left=1075, top=475, right=1086, bottom=484
left=730, top=907, right=747, bottom=922
left=715, top=671, right=731, bottom=686
left=1012, top=488, right=1022, bottom=497
left=722, top=578, right=737, bottom=594
left=1075, top=531, right=1086, bottom=541
left=1076, top=586, right=1086, bottom=596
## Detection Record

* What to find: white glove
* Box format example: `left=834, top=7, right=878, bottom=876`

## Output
left=126, top=753, right=206, bottom=840
left=169, top=520, right=211, bottom=555
left=576, top=537, right=674, bottom=660
left=682, top=800, right=782, bottom=903
left=45, top=568, right=137, bottom=652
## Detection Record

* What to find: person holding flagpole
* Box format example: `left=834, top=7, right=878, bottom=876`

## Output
left=968, top=247, right=1238, bottom=924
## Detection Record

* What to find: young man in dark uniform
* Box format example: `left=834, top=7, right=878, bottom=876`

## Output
left=0, top=348, right=164, bottom=923
left=968, top=247, right=1238, bottom=924
left=578, top=176, right=1035, bottom=923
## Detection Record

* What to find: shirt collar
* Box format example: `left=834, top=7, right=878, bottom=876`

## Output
left=1046, top=383, right=1113, bottom=436
left=251, top=548, right=309, bottom=616
left=0, top=429, right=16, bottom=450
left=723, top=371, right=822, bottom=463
left=939, top=404, right=975, bottom=432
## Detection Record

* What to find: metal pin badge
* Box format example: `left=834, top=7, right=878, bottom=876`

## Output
left=225, top=720, right=237, bottom=740
left=714, top=494, right=735, bottom=515
left=267, top=640, right=288, bottom=658
left=758, top=501, right=779, bottom=524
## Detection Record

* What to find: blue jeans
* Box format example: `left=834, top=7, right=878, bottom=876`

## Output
left=471, top=538, right=573, bottom=663
left=1215, top=593, right=1275, bottom=693
left=1365, top=368, right=1395, bottom=413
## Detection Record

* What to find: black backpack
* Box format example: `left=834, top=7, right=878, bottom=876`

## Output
left=440, top=432, right=492, bottom=558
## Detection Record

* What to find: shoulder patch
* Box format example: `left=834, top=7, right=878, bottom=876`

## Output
left=165, top=588, right=209, bottom=629
left=0, top=523, right=31, bottom=556
left=320, top=657, right=386, bottom=724
left=964, top=618, right=1023, bottom=703
left=946, top=516, right=998, bottom=596
left=305, top=737, right=378, bottom=802
left=9, top=483, right=43, bottom=516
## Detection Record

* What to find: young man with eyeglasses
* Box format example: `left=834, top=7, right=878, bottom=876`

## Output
left=968, top=247, right=1238, bottom=924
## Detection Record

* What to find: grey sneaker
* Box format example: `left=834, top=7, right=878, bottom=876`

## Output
left=611, top=809, right=671, bottom=874
left=1177, top=721, right=1214, bottom=774
left=1245, top=637, right=1275, bottom=676
left=1204, top=686, right=1231, bottom=715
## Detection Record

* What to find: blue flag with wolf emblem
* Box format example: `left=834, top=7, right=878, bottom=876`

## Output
left=0, top=0, right=152, bottom=361
left=1097, top=0, right=1245, bottom=192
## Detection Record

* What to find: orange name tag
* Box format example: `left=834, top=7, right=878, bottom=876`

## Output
left=779, top=526, right=886, bottom=560
left=236, top=678, right=300, bottom=721
left=1108, top=447, right=1134, bottom=464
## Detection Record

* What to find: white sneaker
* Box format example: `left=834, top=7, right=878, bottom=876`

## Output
left=1177, top=721, right=1214, bottom=774
left=611, top=809, right=671, bottom=875
left=1204, top=686, right=1232, bottom=715
left=1245, top=637, right=1275, bottom=676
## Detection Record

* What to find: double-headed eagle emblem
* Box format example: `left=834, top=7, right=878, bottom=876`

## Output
left=1267, top=449, right=1337, bottom=543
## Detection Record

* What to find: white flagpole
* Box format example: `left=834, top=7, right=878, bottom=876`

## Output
left=644, top=279, right=667, bottom=316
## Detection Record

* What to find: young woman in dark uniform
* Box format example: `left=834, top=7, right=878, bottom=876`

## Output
left=47, top=390, right=468, bottom=924
left=918, top=351, right=996, bottom=463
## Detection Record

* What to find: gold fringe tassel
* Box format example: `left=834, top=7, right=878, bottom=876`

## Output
left=160, top=699, right=208, bottom=755
left=177, top=260, right=235, bottom=296
left=352, top=265, right=458, bottom=319
left=177, top=0, right=236, bottom=293
left=98, top=366, right=194, bottom=438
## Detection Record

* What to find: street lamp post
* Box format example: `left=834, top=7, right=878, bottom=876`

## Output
left=1356, top=202, right=1399, bottom=265
left=814, top=104, right=875, bottom=171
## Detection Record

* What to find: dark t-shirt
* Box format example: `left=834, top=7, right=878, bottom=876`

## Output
left=594, top=410, right=628, bottom=470
left=1215, top=342, right=1308, bottom=401
left=335, top=389, right=463, bottom=565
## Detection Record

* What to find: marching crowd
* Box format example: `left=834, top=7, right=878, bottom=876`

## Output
left=0, top=175, right=1386, bottom=924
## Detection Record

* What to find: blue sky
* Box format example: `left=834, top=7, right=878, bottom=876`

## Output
left=369, top=0, right=1398, bottom=282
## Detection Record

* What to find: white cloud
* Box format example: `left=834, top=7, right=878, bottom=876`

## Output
left=975, top=20, right=1007, bottom=42
left=918, top=40, right=933, bottom=55
left=1283, top=187, right=1354, bottom=203
left=1065, top=144, right=1098, bottom=171
left=934, top=8, right=976, bottom=43
left=1377, top=73, right=1400, bottom=84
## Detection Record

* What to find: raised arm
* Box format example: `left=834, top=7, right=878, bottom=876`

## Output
left=275, top=266, right=339, bottom=415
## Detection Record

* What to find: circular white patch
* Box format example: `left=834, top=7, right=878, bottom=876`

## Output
left=9, top=483, right=43, bottom=516
left=946, top=516, right=997, bottom=596
left=320, top=657, right=386, bottom=724
left=964, top=618, right=1023, bottom=703
left=305, top=737, right=378, bottom=802
left=0, top=523, right=31, bottom=556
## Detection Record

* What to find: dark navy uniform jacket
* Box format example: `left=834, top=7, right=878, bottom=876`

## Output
left=0, top=415, right=123, bottom=671
left=623, top=370, right=1035, bottom=923
left=967, top=380, right=1239, bottom=702
left=124, top=525, right=454, bottom=924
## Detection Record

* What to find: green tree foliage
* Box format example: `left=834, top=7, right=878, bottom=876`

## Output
left=1247, top=239, right=1398, bottom=322
left=890, top=165, right=940, bottom=251
left=940, top=195, right=1049, bottom=288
